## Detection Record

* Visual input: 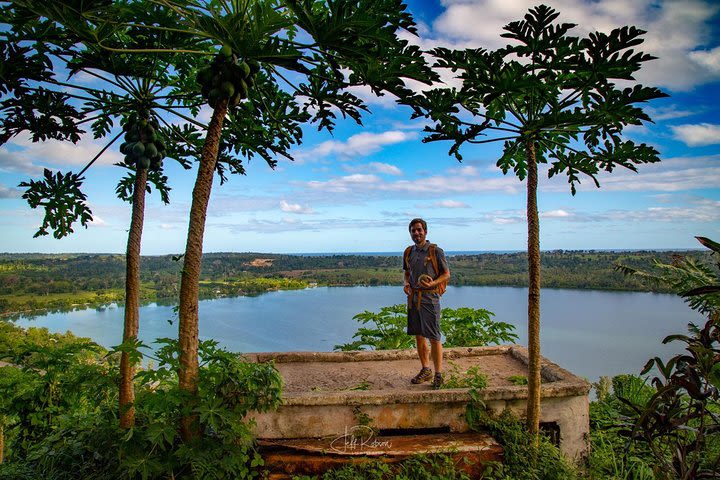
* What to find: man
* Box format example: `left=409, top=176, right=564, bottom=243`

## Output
left=403, top=218, right=450, bottom=389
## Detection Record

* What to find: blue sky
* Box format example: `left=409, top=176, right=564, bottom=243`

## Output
left=1, top=0, right=719, bottom=255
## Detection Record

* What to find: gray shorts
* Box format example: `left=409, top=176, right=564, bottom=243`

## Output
left=407, top=302, right=441, bottom=341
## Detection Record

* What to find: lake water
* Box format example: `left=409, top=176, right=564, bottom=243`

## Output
left=12, top=286, right=704, bottom=383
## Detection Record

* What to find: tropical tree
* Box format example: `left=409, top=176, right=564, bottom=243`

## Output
left=0, top=0, right=197, bottom=427
left=117, top=0, right=437, bottom=441
left=411, top=4, right=667, bottom=434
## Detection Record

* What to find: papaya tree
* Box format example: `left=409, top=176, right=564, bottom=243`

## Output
left=109, top=0, right=438, bottom=441
left=410, top=4, right=667, bottom=434
left=0, top=0, right=200, bottom=428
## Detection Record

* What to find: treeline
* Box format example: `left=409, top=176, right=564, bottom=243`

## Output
left=0, top=250, right=709, bottom=315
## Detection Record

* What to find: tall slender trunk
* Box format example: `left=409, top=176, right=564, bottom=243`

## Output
left=525, top=141, right=541, bottom=435
left=0, top=422, right=4, bottom=464
left=119, top=167, right=147, bottom=429
left=178, top=99, right=229, bottom=442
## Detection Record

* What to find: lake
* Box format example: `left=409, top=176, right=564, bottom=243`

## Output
left=12, top=286, right=703, bottom=383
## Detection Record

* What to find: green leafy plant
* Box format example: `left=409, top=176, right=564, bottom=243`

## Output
left=508, top=375, right=528, bottom=386
left=334, top=304, right=515, bottom=351
left=613, top=236, right=720, bottom=479
left=442, top=362, right=488, bottom=390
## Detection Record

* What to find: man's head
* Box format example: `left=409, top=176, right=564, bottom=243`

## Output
left=408, top=218, right=427, bottom=246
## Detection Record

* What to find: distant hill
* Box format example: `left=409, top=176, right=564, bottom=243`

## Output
left=0, top=250, right=710, bottom=315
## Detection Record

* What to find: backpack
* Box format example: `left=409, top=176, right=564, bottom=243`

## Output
left=404, top=243, right=448, bottom=296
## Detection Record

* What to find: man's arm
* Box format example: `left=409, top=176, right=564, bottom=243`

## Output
left=420, top=268, right=450, bottom=289
left=404, top=269, right=411, bottom=295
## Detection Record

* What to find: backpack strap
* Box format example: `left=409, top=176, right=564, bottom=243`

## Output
left=428, top=243, right=440, bottom=276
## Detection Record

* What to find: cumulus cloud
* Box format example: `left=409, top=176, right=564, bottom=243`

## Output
left=296, top=131, right=417, bottom=163
left=5, top=134, right=124, bottom=171
left=544, top=154, right=720, bottom=193
left=670, top=123, right=720, bottom=146
left=432, top=200, right=470, bottom=208
left=369, top=162, right=403, bottom=176
left=427, top=0, right=720, bottom=91
left=305, top=168, right=520, bottom=196
left=343, top=162, right=403, bottom=176
left=646, top=104, right=701, bottom=121
left=542, top=209, right=573, bottom=218
left=0, top=146, right=43, bottom=175
left=280, top=200, right=315, bottom=214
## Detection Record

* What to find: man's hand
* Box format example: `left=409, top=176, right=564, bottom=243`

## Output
left=418, top=274, right=434, bottom=289
left=404, top=284, right=411, bottom=295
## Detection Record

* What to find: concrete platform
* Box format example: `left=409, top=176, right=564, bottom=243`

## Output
left=247, top=345, right=590, bottom=462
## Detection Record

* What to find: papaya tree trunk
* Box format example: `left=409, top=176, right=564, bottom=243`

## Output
left=0, top=422, right=4, bottom=464
left=119, top=167, right=147, bottom=429
left=525, top=141, right=541, bottom=435
left=178, top=99, right=229, bottom=442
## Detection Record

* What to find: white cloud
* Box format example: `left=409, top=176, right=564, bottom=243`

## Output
left=432, top=199, right=470, bottom=208
left=689, top=45, right=720, bottom=74
left=670, top=123, right=720, bottom=146
left=341, top=162, right=403, bottom=176
left=306, top=174, right=382, bottom=193
left=369, top=162, right=403, bottom=176
left=296, top=131, right=417, bottom=162
left=542, top=209, right=572, bottom=218
left=646, top=104, right=701, bottom=121
left=427, top=0, right=720, bottom=91
left=544, top=154, right=720, bottom=193
left=0, top=184, right=22, bottom=199
left=89, top=215, right=108, bottom=227
left=7, top=133, right=124, bottom=171
left=280, top=200, right=315, bottom=214
left=0, top=146, right=43, bottom=175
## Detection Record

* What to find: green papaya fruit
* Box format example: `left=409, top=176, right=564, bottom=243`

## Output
left=220, top=81, right=235, bottom=97
left=144, top=143, right=158, bottom=158
left=247, top=59, right=260, bottom=74
left=132, top=142, right=146, bottom=157
left=119, top=142, right=129, bottom=154
left=238, top=78, right=249, bottom=98
left=219, top=44, right=232, bottom=58
left=231, top=94, right=241, bottom=106
left=239, top=61, right=251, bottom=77
left=137, top=156, right=151, bottom=169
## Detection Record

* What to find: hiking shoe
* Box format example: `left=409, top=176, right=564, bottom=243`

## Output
left=411, top=367, right=433, bottom=384
left=432, top=373, right=444, bottom=390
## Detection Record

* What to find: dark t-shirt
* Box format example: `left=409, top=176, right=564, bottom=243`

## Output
left=403, top=241, right=449, bottom=304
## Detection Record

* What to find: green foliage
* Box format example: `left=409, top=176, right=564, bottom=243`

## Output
left=588, top=375, right=656, bottom=480
left=415, top=4, right=666, bottom=194
left=618, top=319, right=720, bottom=479
left=441, top=362, right=488, bottom=390
left=465, top=397, right=577, bottom=480
left=0, top=323, right=283, bottom=479
left=292, top=453, right=471, bottom=480
left=18, top=169, right=93, bottom=239
left=335, top=305, right=412, bottom=351
left=508, top=375, right=528, bottom=386
left=334, top=304, right=516, bottom=351
left=442, top=307, right=517, bottom=347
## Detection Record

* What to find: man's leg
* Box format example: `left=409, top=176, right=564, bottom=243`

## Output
left=429, top=339, right=443, bottom=373
left=416, top=335, right=430, bottom=368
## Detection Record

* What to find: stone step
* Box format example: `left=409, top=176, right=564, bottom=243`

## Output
left=258, top=431, right=503, bottom=479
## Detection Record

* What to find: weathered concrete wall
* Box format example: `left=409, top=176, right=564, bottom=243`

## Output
left=249, top=346, right=591, bottom=461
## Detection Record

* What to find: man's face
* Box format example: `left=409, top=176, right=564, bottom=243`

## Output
left=410, top=222, right=426, bottom=246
